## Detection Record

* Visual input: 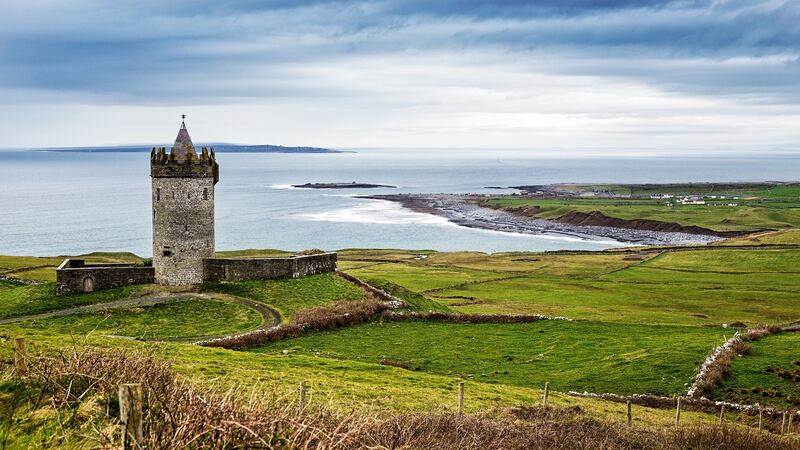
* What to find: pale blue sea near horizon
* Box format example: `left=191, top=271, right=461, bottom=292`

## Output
left=1, top=148, right=798, bottom=257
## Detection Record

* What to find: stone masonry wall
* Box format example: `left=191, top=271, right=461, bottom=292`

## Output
left=55, top=259, right=154, bottom=296
left=152, top=177, right=215, bottom=285
left=203, top=253, right=337, bottom=282
left=291, top=253, right=338, bottom=277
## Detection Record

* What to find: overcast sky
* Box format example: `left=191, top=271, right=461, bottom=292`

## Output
left=1, top=0, right=798, bottom=152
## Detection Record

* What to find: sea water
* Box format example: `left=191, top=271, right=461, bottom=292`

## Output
left=1, top=148, right=798, bottom=256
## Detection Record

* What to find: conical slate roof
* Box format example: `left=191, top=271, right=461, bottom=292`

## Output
left=171, top=121, right=196, bottom=161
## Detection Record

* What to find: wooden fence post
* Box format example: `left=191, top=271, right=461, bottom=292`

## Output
left=118, top=383, right=143, bottom=450
left=457, top=382, right=464, bottom=415
left=626, top=400, right=632, bottom=426
left=674, top=397, right=682, bottom=427
left=543, top=382, right=550, bottom=408
left=719, top=405, right=725, bottom=425
left=781, top=412, right=787, bottom=435
left=789, top=412, right=794, bottom=434
left=14, top=337, right=28, bottom=377
left=299, top=381, right=306, bottom=415
left=758, top=408, right=763, bottom=431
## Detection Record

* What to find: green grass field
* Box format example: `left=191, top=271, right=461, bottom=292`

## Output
left=347, top=262, right=506, bottom=292
left=558, top=182, right=800, bottom=200
left=0, top=281, right=155, bottom=320
left=202, top=273, right=363, bottom=320
left=344, top=247, right=800, bottom=326
left=250, top=319, right=726, bottom=395
left=335, top=245, right=800, bottom=408
left=9, top=297, right=263, bottom=341
left=715, top=332, right=800, bottom=408
left=0, top=329, right=729, bottom=436
left=1, top=237, right=799, bottom=442
left=714, top=229, right=800, bottom=246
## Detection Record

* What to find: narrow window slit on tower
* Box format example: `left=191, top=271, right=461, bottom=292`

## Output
left=203, top=188, right=208, bottom=200
left=157, top=188, right=161, bottom=202
left=162, top=245, right=172, bottom=257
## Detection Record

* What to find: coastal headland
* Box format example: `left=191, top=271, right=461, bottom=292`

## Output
left=358, top=182, right=800, bottom=246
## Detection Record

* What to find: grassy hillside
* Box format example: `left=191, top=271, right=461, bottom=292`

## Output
left=486, top=197, right=800, bottom=232
left=0, top=281, right=154, bottom=320
left=5, top=332, right=768, bottom=449
left=2, top=240, right=800, bottom=447
left=715, top=332, right=800, bottom=408
left=0, top=328, right=731, bottom=427
left=13, top=297, right=263, bottom=341
left=714, top=229, right=800, bottom=246
left=558, top=182, right=800, bottom=200
left=202, top=273, right=363, bottom=320
left=345, top=247, right=800, bottom=326
left=484, top=183, right=800, bottom=232
left=251, top=320, right=725, bottom=395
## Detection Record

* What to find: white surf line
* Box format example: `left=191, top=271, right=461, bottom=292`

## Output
left=298, top=200, right=451, bottom=226
left=301, top=198, right=624, bottom=246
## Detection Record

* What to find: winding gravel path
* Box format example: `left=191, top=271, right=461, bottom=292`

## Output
left=0, top=292, right=283, bottom=336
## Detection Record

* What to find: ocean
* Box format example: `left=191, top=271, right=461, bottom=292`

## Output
left=1, top=148, right=798, bottom=256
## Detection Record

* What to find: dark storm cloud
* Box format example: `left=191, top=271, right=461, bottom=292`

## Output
left=0, top=0, right=797, bottom=103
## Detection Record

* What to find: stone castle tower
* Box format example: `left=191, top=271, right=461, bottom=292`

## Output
left=150, top=119, right=219, bottom=285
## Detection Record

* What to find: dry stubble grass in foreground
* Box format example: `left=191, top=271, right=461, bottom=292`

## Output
left=2, top=347, right=799, bottom=449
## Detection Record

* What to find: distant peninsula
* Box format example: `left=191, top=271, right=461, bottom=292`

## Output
left=34, top=144, right=344, bottom=154
left=292, top=182, right=396, bottom=189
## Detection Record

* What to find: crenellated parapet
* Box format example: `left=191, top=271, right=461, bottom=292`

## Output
left=150, top=146, right=219, bottom=184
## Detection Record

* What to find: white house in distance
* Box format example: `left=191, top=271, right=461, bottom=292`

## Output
left=680, top=195, right=706, bottom=205
left=650, top=193, right=674, bottom=200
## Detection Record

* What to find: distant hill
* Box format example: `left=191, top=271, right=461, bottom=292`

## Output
left=34, top=144, right=344, bottom=154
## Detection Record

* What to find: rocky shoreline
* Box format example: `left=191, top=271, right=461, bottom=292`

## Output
left=358, top=194, right=724, bottom=246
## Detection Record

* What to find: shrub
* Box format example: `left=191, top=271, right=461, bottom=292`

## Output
left=378, top=358, right=416, bottom=371
left=381, top=310, right=555, bottom=324
left=295, top=248, right=325, bottom=255
left=741, top=326, right=782, bottom=342
left=199, top=295, right=391, bottom=350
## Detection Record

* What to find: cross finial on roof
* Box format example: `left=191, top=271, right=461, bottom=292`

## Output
left=172, top=116, right=195, bottom=161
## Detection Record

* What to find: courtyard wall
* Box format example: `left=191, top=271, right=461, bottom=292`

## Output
left=203, top=253, right=337, bottom=282
left=55, top=259, right=154, bottom=296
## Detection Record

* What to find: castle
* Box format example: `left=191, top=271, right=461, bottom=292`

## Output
left=151, top=119, right=219, bottom=285
left=56, top=118, right=336, bottom=295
